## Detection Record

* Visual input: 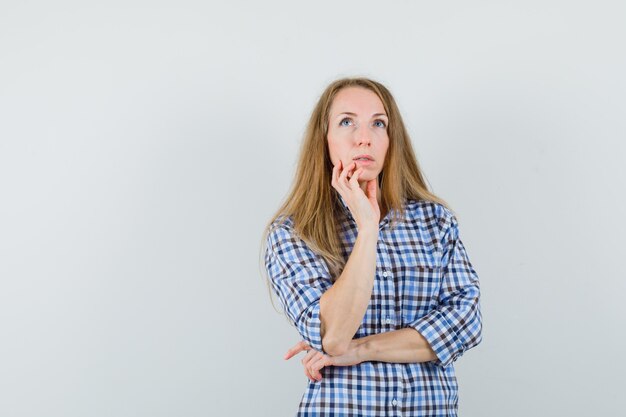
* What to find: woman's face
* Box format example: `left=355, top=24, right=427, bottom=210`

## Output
left=327, top=87, right=389, bottom=184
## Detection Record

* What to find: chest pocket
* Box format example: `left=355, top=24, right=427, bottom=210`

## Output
left=396, top=244, right=442, bottom=325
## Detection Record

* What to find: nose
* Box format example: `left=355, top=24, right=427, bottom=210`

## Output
left=354, top=123, right=372, bottom=146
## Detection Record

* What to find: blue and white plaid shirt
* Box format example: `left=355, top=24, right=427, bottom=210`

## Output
left=265, top=194, right=483, bottom=416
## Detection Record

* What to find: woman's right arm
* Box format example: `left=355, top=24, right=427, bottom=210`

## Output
left=265, top=161, right=380, bottom=357
left=319, top=225, right=378, bottom=356
left=320, top=160, right=381, bottom=356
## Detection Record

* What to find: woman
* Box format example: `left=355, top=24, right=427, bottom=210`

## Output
left=262, top=77, right=483, bottom=416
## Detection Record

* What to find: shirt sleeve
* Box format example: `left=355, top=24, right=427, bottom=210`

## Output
left=265, top=223, right=334, bottom=354
left=407, top=213, right=483, bottom=368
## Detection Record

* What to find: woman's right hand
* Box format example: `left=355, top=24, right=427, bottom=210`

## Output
left=331, top=160, right=380, bottom=232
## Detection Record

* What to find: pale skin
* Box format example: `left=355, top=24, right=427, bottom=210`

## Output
left=284, top=87, right=437, bottom=382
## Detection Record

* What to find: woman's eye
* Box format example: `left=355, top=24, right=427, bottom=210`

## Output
left=339, top=118, right=386, bottom=128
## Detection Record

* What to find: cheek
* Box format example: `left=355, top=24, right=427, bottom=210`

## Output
left=327, top=139, right=337, bottom=160
left=327, top=139, right=349, bottom=164
left=380, top=137, right=390, bottom=156
left=376, top=137, right=389, bottom=155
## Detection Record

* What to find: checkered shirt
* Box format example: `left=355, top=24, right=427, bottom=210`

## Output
left=265, top=194, right=483, bottom=416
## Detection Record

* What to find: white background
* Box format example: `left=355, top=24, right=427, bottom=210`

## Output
left=1, top=1, right=624, bottom=416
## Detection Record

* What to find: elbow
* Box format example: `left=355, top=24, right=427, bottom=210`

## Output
left=474, top=304, right=483, bottom=344
left=465, top=311, right=483, bottom=350
left=319, top=314, right=350, bottom=356
left=322, top=336, right=350, bottom=356
left=465, top=292, right=483, bottom=348
left=473, top=320, right=484, bottom=347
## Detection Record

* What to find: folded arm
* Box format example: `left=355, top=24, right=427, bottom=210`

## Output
left=337, top=214, right=482, bottom=368
left=266, top=211, right=482, bottom=369
left=354, top=328, right=437, bottom=363
left=265, top=221, right=378, bottom=356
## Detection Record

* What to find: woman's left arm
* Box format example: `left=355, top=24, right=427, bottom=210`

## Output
left=350, top=214, right=483, bottom=366
left=336, top=213, right=483, bottom=367
left=285, top=330, right=435, bottom=382
left=354, top=328, right=438, bottom=363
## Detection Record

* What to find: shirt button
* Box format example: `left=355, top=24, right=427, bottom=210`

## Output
left=392, top=399, right=397, bottom=406
left=382, top=271, right=388, bottom=277
left=385, top=317, right=392, bottom=324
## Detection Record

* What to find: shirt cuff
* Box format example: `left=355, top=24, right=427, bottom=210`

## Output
left=297, top=301, right=326, bottom=354
left=411, top=309, right=466, bottom=368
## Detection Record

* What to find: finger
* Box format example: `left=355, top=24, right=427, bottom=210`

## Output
left=349, top=168, right=363, bottom=189
left=302, top=351, right=320, bottom=383
left=339, top=160, right=354, bottom=181
left=284, top=340, right=309, bottom=360
left=339, top=161, right=356, bottom=189
left=345, top=161, right=353, bottom=180
left=284, top=340, right=306, bottom=359
left=306, top=353, right=323, bottom=381
left=333, top=161, right=349, bottom=195
left=301, top=349, right=315, bottom=367
left=309, top=355, right=329, bottom=380
left=303, top=350, right=319, bottom=370
left=299, top=341, right=311, bottom=355
left=331, top=161, right=340, bottom=189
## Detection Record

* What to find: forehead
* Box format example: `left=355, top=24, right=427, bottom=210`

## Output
left=330, top=87, right=386, bottom=116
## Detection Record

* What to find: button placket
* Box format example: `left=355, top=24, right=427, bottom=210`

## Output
left=377, top=239, right=394, bottom=332
left=382, top=237, right=397, bottom=329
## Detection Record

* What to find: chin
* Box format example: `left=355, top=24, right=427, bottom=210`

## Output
left=358, top=172, right=378, bottom=182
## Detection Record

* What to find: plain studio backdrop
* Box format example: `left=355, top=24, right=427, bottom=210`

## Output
left=0, top=1, right=624, bottom=416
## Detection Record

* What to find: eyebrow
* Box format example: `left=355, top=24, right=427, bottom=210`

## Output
left=336, top=111, right=388, bottom=119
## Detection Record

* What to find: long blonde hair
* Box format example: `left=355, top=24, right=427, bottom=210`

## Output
left=260, top=77, right=453, bottom=307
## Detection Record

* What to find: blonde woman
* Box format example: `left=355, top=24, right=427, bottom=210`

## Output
left=262, top=77, right=483, bottom=416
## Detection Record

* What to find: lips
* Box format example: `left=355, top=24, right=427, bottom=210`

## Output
left=353, top=154, right=374, bottom=161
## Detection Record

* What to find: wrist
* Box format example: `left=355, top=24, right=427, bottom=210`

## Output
left=355, top=337, right=372, bottom=363
left=357, top=226, right=378, bottom=240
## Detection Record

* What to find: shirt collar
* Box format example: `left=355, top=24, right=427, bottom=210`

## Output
left=336, top=192, right=352, bottom=218
left=336, top=191, right=408, bottom=228
left=336, top=192, right=391, bottom=224
left=336, top=191, right=354, bottom=221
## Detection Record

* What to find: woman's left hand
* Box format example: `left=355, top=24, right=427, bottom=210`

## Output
left=283, top=340, right=364, bottom=383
